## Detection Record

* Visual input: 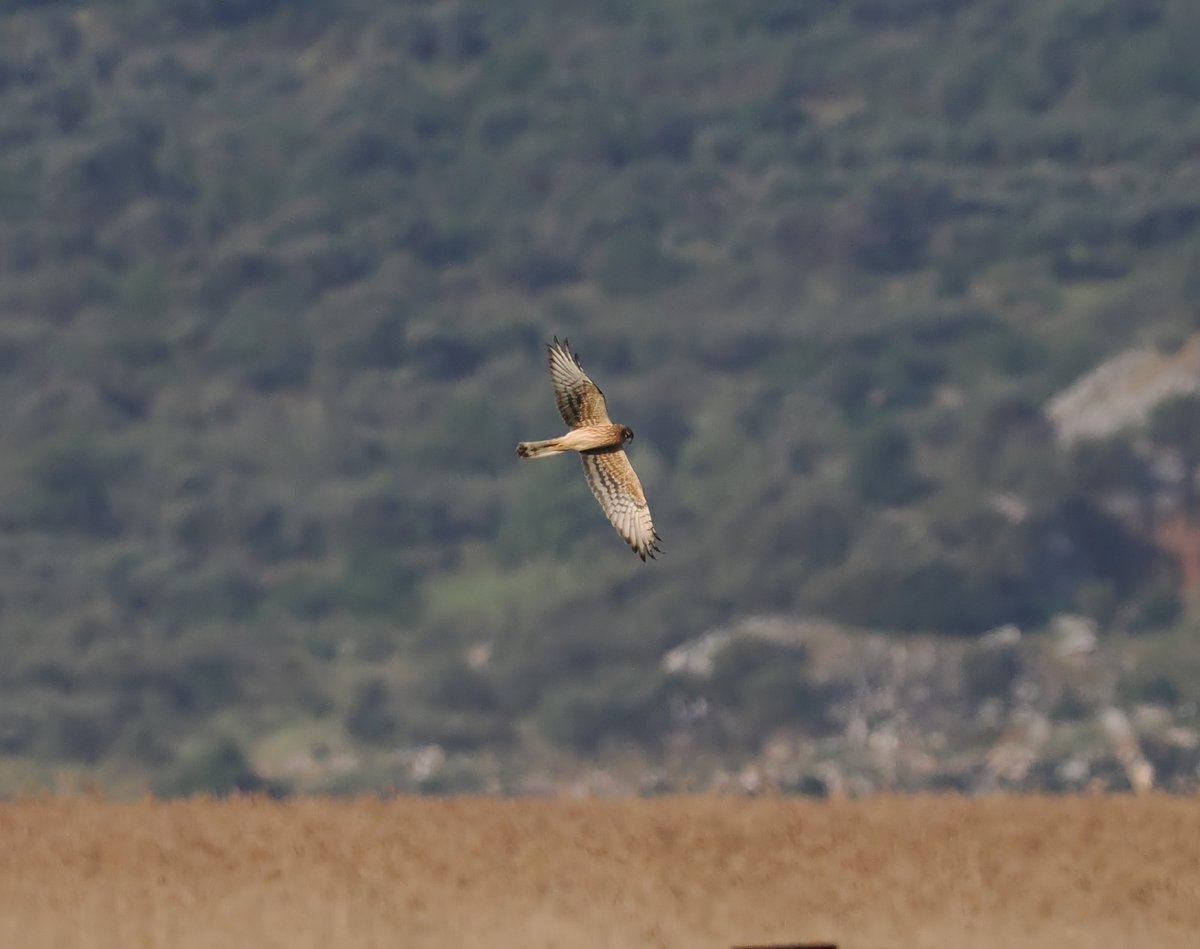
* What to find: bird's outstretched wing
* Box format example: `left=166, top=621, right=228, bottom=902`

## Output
left=548, top=337, right=610, bottom=428
left=580, top=448, right=662, bottom=561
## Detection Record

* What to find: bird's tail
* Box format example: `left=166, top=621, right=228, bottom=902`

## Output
left=516, top=438, right=565, bottom=459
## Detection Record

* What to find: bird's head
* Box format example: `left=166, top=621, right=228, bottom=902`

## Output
left=621, top=425, right=635, bottom=443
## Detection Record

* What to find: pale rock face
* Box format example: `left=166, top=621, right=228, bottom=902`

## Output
left=1052, top=613, right=1098, bottom=658
left=1046, top=334, right=1200, bottom=444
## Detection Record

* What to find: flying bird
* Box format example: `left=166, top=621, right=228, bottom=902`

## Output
left=517, top=337, right=662, bottom=561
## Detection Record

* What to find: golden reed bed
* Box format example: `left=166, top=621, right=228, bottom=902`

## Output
left=0, top=795, right=1196, bottom=949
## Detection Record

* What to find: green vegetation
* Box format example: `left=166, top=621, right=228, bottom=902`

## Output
left=2, top=0, right=1200, bottom=792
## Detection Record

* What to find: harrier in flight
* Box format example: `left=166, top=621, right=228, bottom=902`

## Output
left=517, top=337, right=662, bottom=561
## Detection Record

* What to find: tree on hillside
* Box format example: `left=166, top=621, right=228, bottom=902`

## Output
left=1069, top=434, right=1156, bottom=532
left=1149, top=393, right=1200, bottom=522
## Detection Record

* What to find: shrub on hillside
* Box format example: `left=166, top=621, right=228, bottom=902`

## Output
left=535, top=667, right=667, bottom=753
left=708, top=638, right=828, bottom=735
left=157, top=735, right=284, bottom=797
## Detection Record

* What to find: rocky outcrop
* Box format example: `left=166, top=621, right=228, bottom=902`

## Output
left=656, top=614, right=1200, bottom=795
left=1047, top=334, right=1200, bottom=444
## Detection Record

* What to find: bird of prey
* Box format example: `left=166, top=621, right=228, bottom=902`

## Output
left=516, top=337, right=662, bottom=561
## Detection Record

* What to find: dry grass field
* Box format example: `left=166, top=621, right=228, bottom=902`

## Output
left=0, top=795, right=1197, bottom=949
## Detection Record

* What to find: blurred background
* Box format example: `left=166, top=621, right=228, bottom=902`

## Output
left=2, top=0, right=1200, bottom=797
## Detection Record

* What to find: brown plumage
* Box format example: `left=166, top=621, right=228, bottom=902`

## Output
left=516, top=337, right=662, bottom=561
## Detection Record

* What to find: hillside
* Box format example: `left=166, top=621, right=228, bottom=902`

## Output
left=2, top=0, right=1200, bottom=794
